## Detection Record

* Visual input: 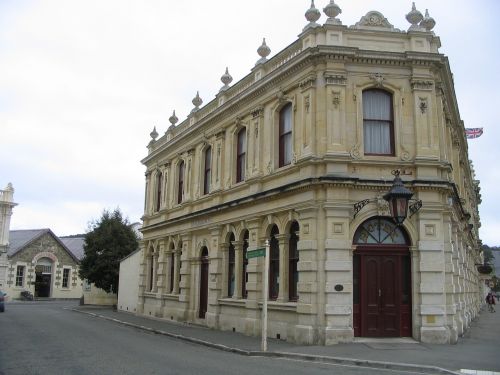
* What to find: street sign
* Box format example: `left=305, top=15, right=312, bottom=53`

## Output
left=246, top=248, right=265, bottom=259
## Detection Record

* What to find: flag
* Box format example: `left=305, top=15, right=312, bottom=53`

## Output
left=465, top=128, right=483, bottom=139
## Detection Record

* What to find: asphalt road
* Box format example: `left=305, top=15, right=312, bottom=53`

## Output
left=0, top=301, right=421, bottom=375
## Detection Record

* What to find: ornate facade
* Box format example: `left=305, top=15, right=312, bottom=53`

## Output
left=138, top=2, right=483, bottom=344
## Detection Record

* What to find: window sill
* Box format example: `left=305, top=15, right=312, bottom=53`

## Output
left=258, top=300, right=297, bottom=312
left=162, top=293, right=180, bottom=301
left=218, top=297, right=247, bottom=307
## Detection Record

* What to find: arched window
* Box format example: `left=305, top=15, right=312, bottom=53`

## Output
left=269, top=225, right=280, bottom=300
left=288, top=222, right=299, bottom=301
left=228, top=233, right=235, bottom=297
left=148, top=253, right=154, bottom=292
left=236, top=128, right=246, bottom=183
left=279, top=103, right=293, bottom=167
left=363, top=89, right=394, bottom=155
left=177, top=161, right=184, bottom=204
left=242, top=230, right=249, bottom=299
left=156, top=172, right=162, bottom=212
left=169, top=244, right=175, bottom=293
left=204, top=147, right=212, bottom=195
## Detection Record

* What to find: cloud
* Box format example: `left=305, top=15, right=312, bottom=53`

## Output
left=0, top=0, right=499, bottom=244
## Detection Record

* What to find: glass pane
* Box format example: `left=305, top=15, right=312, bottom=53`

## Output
left=281, top=104, right=292, bottom=133
left=364, top=121, right=391, bottom=154
left=354, top=218, right=408, bottom=245
left=363, top=90, right=391, bottom=120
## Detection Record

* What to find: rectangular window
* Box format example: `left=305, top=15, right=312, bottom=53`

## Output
left=15, top=265, right=25, bottom=287
left=83, top=279, right=92, bottom=292
left=228, top=244, right=235, bottom=297
left=236, top=129, right=246, bottom=183
left=170, top=252, right=175, bottom=293
left=279, top=103, right=293, bottom=167
left=156, top=172, right=162, bottom=212
left=204, top=147, right=212, bottom=195
left=62, top=268, right=70, bottom=288
left=363, top=89, right=394, bottom=155
left=178, top=161, right=184, bottom=204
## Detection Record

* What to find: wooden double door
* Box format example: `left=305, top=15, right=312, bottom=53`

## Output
left=354, top=248, right=411, bottom=337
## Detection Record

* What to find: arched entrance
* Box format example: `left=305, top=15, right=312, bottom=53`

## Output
left=199, top=247, right=209, bottom=319
left=353, top=217, right=411, bottom=337
left=35, top=257, right=53, bottom=297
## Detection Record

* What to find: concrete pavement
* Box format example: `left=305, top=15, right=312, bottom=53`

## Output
left=71, top=305, right=500, bottom=375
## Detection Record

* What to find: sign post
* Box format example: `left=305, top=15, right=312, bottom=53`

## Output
left=262, top=240, right=269, bottom=352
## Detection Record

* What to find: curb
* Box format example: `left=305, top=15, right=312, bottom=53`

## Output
left=69, top=308, right=460, bottom=375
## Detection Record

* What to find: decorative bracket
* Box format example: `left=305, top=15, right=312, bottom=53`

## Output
left=409, top=199, right=422, bottom=218
left=353, top=198, right=376, bottom=218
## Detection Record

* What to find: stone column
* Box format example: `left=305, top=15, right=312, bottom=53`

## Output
left=179, top=235, right=192, bottom=320
left=276, top=234, right=289, bottom=303
left=136, top=242, right=148, bottom=314
left=295, top=206, right=321, bottom=345
left=418, top=203, right=449, bottom=344
left=324, top=203, right=353, bottom=344
left=233, top=240, right=244, bottom=299
left=206, top=226, right=222, bottom=329
left=244, top=218, right=264, bottom=336
left=156, top=240, right=166, bottom=296
left=173, top=249, right=181, bottom=295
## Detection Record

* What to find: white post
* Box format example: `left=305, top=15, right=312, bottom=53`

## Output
left=261, top=240, right=269, bottom=352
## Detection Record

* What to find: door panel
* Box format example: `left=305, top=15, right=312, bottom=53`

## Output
left=359, top=253, right=408, bottom=337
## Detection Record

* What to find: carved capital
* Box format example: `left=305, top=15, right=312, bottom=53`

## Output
left=411, top=79, right=434, bottom=91
left=251, top=106, right=264, bottom=118
left=324, top=73, right=347, bottom=86
left=299, top=75, right=316, bottom=91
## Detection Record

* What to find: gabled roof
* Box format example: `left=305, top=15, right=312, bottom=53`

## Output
left=8, top=229, right=82, bottom=262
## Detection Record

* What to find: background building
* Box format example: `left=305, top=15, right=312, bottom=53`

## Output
left=137, top=2, right=483, bottom=345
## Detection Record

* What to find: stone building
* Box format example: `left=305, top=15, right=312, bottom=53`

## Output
left=5, top=229, right=83, bottom=299
left=138, top=2, right=483, bottom=344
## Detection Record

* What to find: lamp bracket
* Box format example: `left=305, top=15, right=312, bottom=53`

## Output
left=353, top=198, right=376, bottom=218
left=409, top=199, right=422, bottom=218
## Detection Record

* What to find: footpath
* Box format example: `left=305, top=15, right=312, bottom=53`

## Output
left=71, top=305, right=500, bottom=375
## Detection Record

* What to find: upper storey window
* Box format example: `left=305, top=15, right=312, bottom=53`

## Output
left=155, top=172, right=162, bottom=212
left=177, top=161, right=184, bottom=204
left=363, top=89, right=394, bottom=156
left=204, top=147, right=212, bottom=195
left=279, top=103, right=293, bottom=167
left=236, top=128, right=246, bottom=183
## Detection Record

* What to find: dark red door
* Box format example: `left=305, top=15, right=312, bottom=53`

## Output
left=199, top=249, right=209, bottom=319
left=359, top=253, right=409, bottom=337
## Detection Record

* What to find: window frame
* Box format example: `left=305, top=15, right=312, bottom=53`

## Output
left=269, top=226, right=280, bottom=301
left=242, top=231, right=249, bottom=299
left=177, top=161, right=185, bottom=204
left=15, top=265, right=25, bottom=287
left=156, top=172, right=162, bottom=212
left=227, top=234, right=235, bottom=297
left=62, top=268, right=70, bottom=289
left=362, top=89, right=395, bottom=156
left=204, top=146, right=212, bottom=195
left=236, top=128, right=246, bottom=183
left=288, top=222, right=299, bottom=302
left=279, top=103, right=293, bottom=167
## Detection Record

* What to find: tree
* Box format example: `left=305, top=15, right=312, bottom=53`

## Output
left=482, top=244, right=495, bottom=265
left=79, top=209, right=139, bottom=294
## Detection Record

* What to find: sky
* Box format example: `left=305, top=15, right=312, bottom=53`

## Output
left=0, top=0, right=499, bottom=244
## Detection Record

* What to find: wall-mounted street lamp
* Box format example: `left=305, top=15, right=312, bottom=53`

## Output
left=353, top=170, right=422, bottom=225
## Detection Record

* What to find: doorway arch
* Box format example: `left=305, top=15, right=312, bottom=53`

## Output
left=199, top=247, right=209, bottom=319
left=35, top=257, right=53, bottom=297
left=353, top=217, right=412, bottom=337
